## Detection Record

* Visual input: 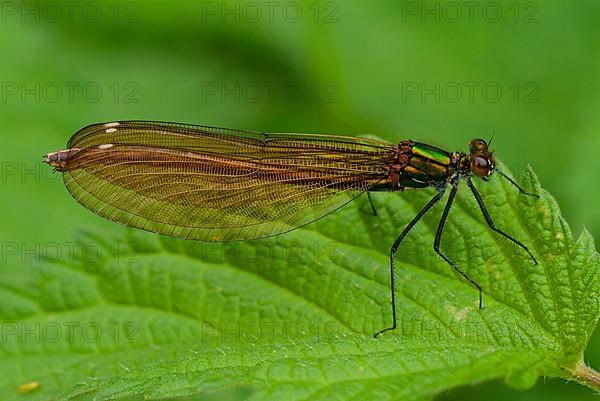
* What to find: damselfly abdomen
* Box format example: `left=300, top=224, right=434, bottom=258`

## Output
left=44, top=121, right=538, bottom=337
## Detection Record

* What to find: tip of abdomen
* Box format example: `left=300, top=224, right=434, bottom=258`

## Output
left=43, top=148, right=81, bottom=170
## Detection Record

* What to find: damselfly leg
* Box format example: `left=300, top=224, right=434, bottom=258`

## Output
left=373, top=183, right=446, bottom=338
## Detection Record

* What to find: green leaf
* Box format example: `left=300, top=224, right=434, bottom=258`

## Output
left=1, top=165, right=599, bottom=401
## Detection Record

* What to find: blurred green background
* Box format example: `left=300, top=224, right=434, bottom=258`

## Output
left=1, top=0, right=599, bottom=399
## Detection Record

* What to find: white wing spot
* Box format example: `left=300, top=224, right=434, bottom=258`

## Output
left=105, top=122, right=120, bottom=128
left=98, top=144, right=114, bottom=149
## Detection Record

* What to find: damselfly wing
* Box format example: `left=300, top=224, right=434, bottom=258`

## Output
left=47, top=121, right=400, bottom=241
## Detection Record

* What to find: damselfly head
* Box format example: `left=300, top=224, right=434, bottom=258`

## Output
left=468, top=139, right=495, bottom=178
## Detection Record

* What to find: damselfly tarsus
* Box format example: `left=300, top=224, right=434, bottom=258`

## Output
left=44, top=121, right=538, bottom=337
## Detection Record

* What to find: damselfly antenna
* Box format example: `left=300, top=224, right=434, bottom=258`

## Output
left=488, top=132, right=496, bottom=148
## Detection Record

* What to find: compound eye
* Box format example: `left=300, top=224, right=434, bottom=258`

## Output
left=469, top=139, right=488, bottom=153
left=472, top=156, right=491, bottom=177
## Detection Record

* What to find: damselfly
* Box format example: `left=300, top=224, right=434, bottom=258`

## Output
left=44, top=121, right=538, bottom=337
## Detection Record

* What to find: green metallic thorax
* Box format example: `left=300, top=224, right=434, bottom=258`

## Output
left=404, top=143, right=452, bottom=185
left=375, top=141, right=457, bottom=191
